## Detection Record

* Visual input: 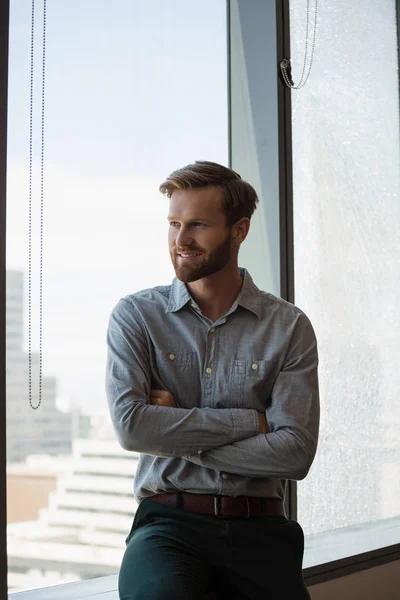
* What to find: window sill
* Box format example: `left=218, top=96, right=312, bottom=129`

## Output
left=304, top=516, right=400, bottom=585
left=10, top=574, right=119, bottom=599
left=304, top=515, right=400, bottom=568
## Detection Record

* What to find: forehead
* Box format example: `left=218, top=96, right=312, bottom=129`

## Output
left=168, top=187, right=225, bottom=221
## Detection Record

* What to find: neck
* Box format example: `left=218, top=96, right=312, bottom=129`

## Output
left=186, top=263, right=244, bottom=322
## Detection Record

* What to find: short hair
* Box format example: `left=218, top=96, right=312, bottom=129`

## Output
left=159, top=160, right=259, bottom=227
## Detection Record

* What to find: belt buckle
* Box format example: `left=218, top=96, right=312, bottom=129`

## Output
left=214, top=496, right=221, bottom=517
left=214, top=496, right=251, bottom=518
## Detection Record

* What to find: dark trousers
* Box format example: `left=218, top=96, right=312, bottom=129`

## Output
left=119, top=498, right=310, bottom=600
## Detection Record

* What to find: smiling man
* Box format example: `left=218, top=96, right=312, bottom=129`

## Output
left=106, top=161, right=319, bottom=600
left=169, top=188, right=234, bottom=286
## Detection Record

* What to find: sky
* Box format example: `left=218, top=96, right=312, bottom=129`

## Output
left=7, top=0, right=228, bottom=414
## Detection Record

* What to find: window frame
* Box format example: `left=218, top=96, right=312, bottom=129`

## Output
left=0, top=0, right=9, bottom=598
left=1, top=1, right=399, bottom=596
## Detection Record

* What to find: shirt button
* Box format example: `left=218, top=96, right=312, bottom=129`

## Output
left=210, top=327, right=215, bottom=333
left=169, top=354, right=175, bottom=361
left=197, top=450, right=203, bottom=455
left=206, top=367, right=212, bottom=374
left=251, top=363, right=258, bottom=370
left=222, top=473, right=229, bottom=480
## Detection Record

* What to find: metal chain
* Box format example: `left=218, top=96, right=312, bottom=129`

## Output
left=29, top=0, right=46, bottom=410
left=28, top=0, right=35, bottom=409
left=280, top=0, right=318, bottom=90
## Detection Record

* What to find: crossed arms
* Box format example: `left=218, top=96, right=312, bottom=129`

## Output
left=106, top=298, right=320, bottom=481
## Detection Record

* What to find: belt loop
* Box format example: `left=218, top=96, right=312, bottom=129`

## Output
left=245, top=497, right=250, bottom=519
left=214, top=496, right=221, bottom=517
left=176, top=492, right=182, bottom=509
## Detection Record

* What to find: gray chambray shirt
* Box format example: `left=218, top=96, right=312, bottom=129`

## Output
left=106, top=268, right=319, bottom=504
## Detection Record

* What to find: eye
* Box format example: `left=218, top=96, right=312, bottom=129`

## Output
left=192, top=222, right=206, bottom=228
left=169, top=221, right=180, bottom=228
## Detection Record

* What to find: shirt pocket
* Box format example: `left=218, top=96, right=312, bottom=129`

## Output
left=229, top=359, right=278, bottom=409
left=153, top=349, right=197, bottom=408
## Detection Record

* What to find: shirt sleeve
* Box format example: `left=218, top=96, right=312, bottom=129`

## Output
left=105, top=298, right=259, bottom=457
left=184, top=312, right=320, bottom=480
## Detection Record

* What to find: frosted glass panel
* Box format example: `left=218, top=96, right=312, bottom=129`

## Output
left=291, top=0, right=400, bottom=554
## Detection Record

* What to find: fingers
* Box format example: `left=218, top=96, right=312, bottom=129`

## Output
left=149, top=389, right=176, bottom=407
left=151, top=389, right=172, bottom=400
left=151, top=397, right=176, bottom=407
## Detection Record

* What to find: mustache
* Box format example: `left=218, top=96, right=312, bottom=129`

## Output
left=173, top=247, right=203, bottom=254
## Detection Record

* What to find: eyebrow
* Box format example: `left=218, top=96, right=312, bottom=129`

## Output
left=167, top=217, right=211, bottom=223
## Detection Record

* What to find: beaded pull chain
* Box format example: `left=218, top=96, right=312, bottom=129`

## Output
left=28, top=0, right=46, bottom=410
left=280, top=0, right=318, bottom=90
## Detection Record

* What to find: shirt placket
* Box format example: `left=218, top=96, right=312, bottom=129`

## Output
left=203, top=322, right=218, bottom=406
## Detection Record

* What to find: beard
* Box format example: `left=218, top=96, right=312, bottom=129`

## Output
left=171, top=233, right=232, bottom=283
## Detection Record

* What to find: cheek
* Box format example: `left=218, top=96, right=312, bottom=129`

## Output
left=168, top=229, right=176, bottom=247
left=206, top=233, right=225, bottom=249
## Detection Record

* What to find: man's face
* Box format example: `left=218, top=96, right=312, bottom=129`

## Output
left=168, top=187, right=234, bottom=283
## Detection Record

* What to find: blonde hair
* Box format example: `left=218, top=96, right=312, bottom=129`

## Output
left=159, top=160, right=259, bottom=226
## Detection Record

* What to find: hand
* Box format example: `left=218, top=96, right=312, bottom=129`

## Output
left=150, top=389, right=177, bottom=408
left=258, top=412, right=269, bottom=434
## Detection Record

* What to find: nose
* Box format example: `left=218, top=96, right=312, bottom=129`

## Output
left=175, top=225, right=193, bottom=249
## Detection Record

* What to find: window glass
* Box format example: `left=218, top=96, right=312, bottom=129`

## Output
left=7, top=0, right=227, bottom=592
left=291, top=0, right=400, bottom=565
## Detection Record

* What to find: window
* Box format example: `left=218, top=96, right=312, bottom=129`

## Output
left=3, top=0, right=400, bottom=597
left=291, top=0, right=400, bottom=565
left=6, top=0, right=227, bottom=593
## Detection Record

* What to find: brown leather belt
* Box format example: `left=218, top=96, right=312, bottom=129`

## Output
left=149, top=493, right=286, bottom=519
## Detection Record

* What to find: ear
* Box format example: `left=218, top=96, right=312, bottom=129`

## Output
left=232, top=218, right=250, bottom=244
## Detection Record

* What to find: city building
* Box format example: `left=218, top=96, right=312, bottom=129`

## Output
left=6, top=270, right=73, bottom=464
left=7, top=436, right=138, bottom=593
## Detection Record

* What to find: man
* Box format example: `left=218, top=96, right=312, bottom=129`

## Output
left=106, top=161, right=319, bottom=600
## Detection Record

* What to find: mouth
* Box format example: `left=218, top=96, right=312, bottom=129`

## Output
left=176, top=253, right=203, bottom=262
left=174, top=249, right=204, bottom=263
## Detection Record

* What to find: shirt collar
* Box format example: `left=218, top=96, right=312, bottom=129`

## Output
left=166, top=268, right=262, bottom=319
left=167, top=277, right=194, bottom=313
left=236, top=268, right=262, bottom=319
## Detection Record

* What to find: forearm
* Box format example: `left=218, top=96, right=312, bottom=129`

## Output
left=107, top=391, right=259, bottom=457
left=184, top=425, right=318, bottom=480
